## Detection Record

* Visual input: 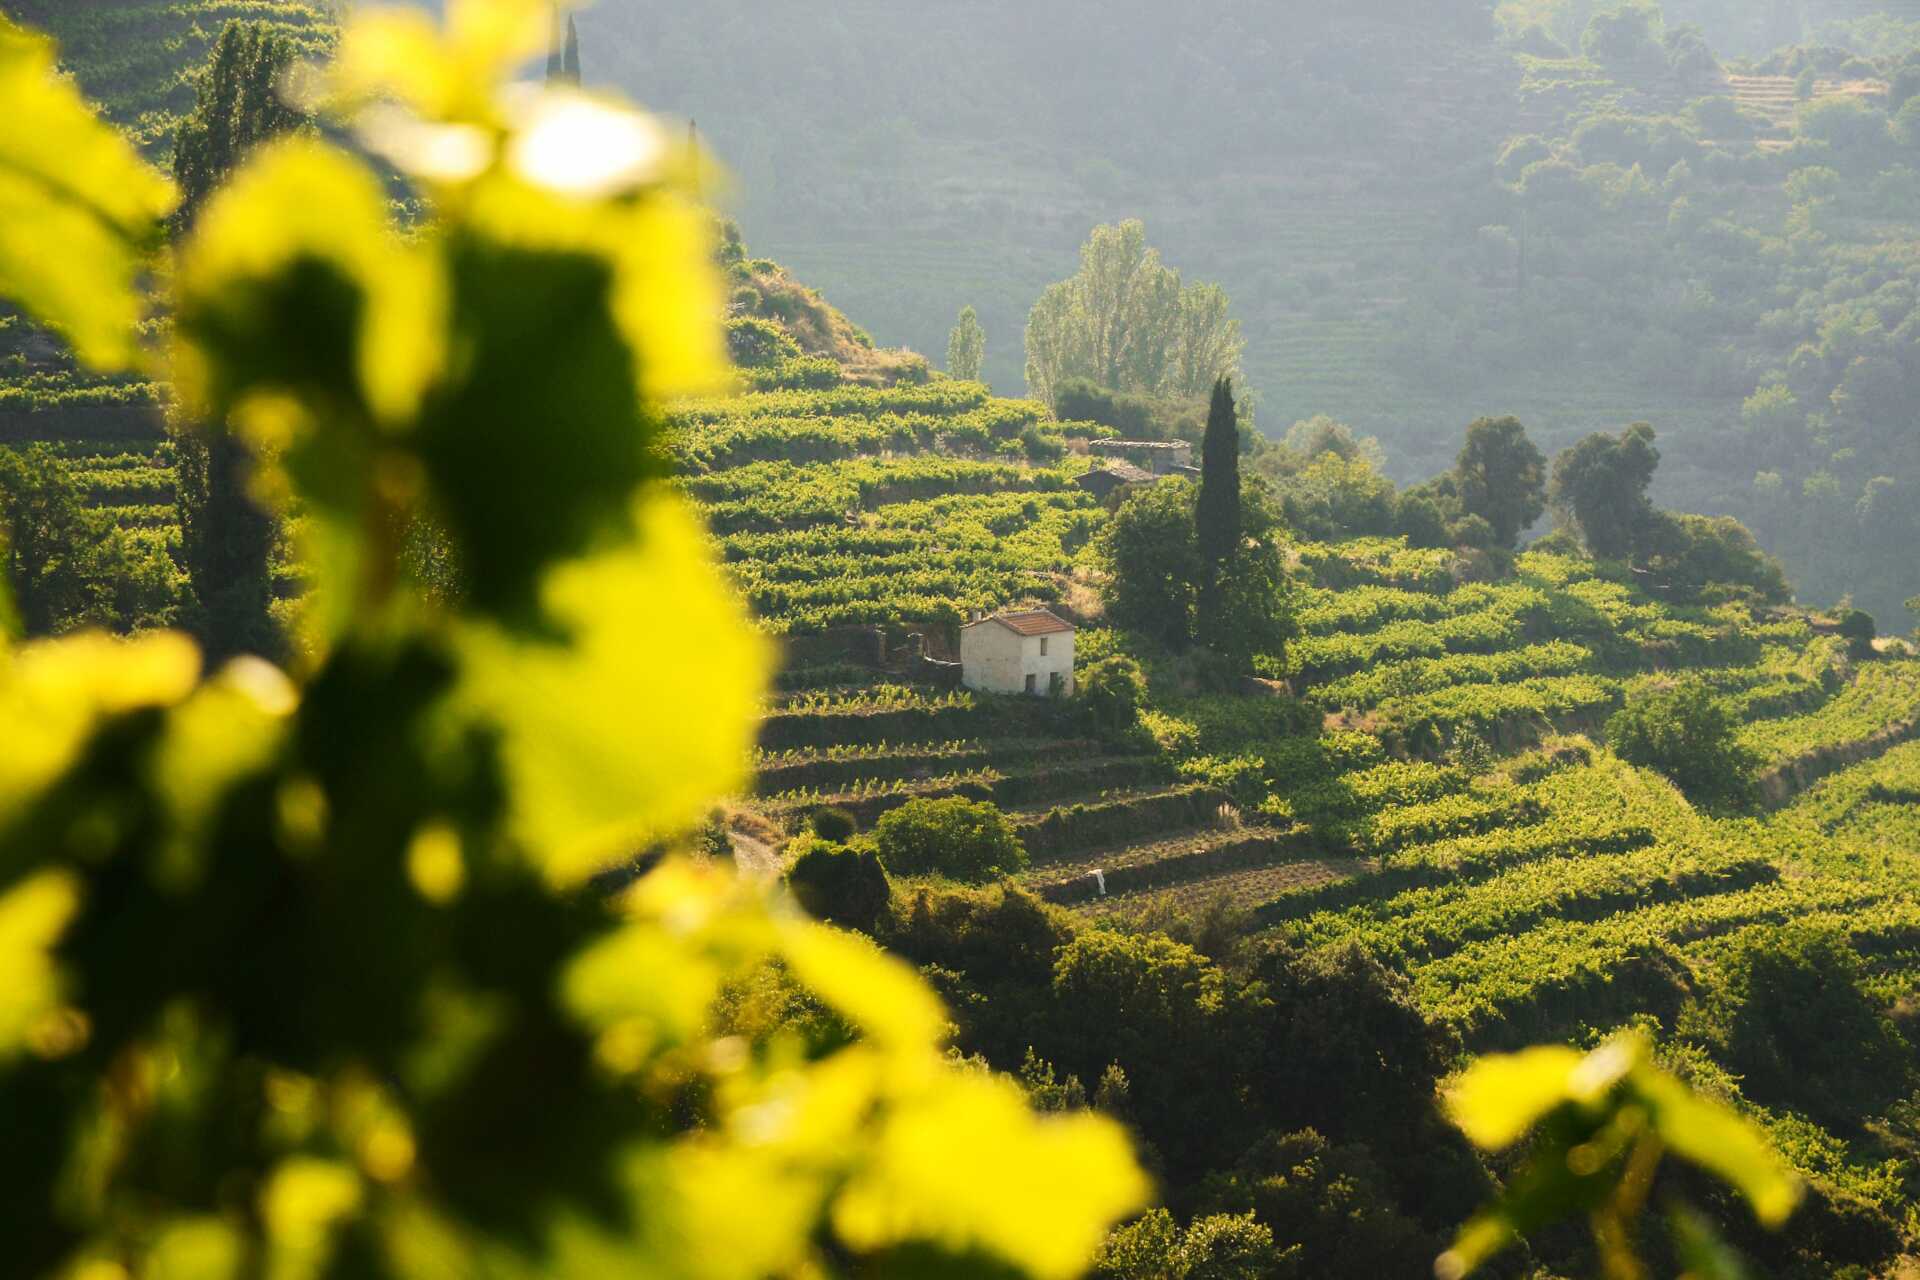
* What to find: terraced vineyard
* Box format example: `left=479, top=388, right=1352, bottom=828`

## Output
left=2, top=0, right=335, bottom=153
left=725, top=434, right=1920, bottom=1149
left=738, top=583, right=1920, bottom=1273
left=669, top=381, right=1099, bottom=634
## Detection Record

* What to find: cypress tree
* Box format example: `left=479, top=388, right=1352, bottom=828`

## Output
left=1196, top=377, right=1241, bottom=565
left=546, top=6, right=565, bottom=82
left=169, top=22, right=306, bottom=662
left=563, top=16, right=582, bottom=83
left=1195, top=377, right=1242, bottom=647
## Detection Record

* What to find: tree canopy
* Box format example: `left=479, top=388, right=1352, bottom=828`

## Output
left=1025, top=220, right=1243, bottom=406
left=1454, top=416, right=1546, bottom=549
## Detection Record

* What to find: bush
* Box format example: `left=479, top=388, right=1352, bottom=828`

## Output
left=1639, top=512, right=1792, bottom=605
left=1054, top=377, right=1205, bottom=441
left=1678, top=927, right=1915, bottom=1125
left=1079, top=654, right=1147, bottom=734
left=811, top=806, right=858, bottom=842
left=1020, top=423, right=1066, bottom=463
left=786, top=835, right=892, bottom=929
left=873, top=796, right=1027, bottom=881
left=1606, top=680, right=1757, bottom=805
left=1836, top=607, right=1877, bottom=659
left=725, top=314, right=801, bottom=368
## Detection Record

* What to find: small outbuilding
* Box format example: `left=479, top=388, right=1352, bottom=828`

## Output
left=1072, top=462, right=1155, bottom=501
left=1089, top=439, right=1193, bottom=474
left=959, top=609, right=1076, bottom=697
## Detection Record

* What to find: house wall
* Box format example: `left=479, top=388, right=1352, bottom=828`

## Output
left=959, top=626, right=1076, bottom=697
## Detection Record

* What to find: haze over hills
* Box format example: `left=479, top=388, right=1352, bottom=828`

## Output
left=534, top=0, right=1920, bottom=620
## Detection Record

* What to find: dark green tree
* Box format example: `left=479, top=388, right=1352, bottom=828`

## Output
left=1679, top=927, right=1916, bottom=1124
left=1606, top=679, right=1757, bottom=806
left=0, top=445, right=106, bottom=634
left=1095, top=479, right=1203, bottom=649
left=170, top=21, right=307, bottom=663
left=171, top=23, right=303, bottom=223
left=1548, top=422, right=1662, bottom=561
left=1453, top=416, right=1545, bottom=548
left=564, top=15, right=582, bottom=83
left=0, top=446, right=176, bottom=636
left=786, top=838, right=891, bottom=930
left=1195, top=377, right=1241, bottom=640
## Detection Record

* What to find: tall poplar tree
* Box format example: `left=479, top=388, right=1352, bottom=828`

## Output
left=947, top=305, right=985, bottom=382
left=1195, top=377, right=1242, bottom=643
left=1023, top=220, right=1243, bottom=406
left=169, top=22, right=305, bottom=661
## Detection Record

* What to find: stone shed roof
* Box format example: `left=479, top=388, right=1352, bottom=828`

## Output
left=963, top=608, right=1075, bottom=637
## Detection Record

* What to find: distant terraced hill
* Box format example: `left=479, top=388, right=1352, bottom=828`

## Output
left=2, top=1, right=334, bottom=154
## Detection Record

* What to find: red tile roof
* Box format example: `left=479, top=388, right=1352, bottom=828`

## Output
left=967, top=608, right=1075, bottom=637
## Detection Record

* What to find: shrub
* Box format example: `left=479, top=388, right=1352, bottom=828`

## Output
left=1020, top=423, right=1066, bottom=463
left=1678, top=927, right=1915, bottom=1124
left=873, top=796, right=1027, bottom=881
left=1054, top=376, right=1204, bottom=441
left=1197, top=1129, right=1435, bottom=1277
left=1079, top=654, right=1147, bottom=734
left=725, top=314, right=800, bottom=368
left=1836, top=606, right=1877, bottom=659
left=786, top=835, right=892, bottom=929
left=1606, top=680, right=1757, bottom=805
left=811, top=805, right=859, bottom=842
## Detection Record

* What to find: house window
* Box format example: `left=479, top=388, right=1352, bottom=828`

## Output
left=1049, top=672, right=1065, bottom=697
left=1024, top=674, right=1038, bottom=695
left=1039, top=637, right=1049, bottom=657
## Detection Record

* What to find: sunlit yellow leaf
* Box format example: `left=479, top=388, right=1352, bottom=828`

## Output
left=448, top=498, right=770, bottom=886
left=0, top=631, right=200, bottom=821
left=560, top=922, right=722, bottom=1055
left=611, top=198, right=729, bottom=400
left=329, top=0, right=552, bottom=124
left=1635, top=1068, right=1802, bottom=1227
left=172, top=138, right=444, bottom=430
left=146, top=658, right=295, bottom=888
left=0, top=869, right=80, bottom=1061
left=654, top=1144, right=824, bottom=1280
left=145, top=1218, right=244, bottom=1280
left=261, top=1156, right=362, bottom=1249
left=1444, top=1044, right=1588, bottom=1150
left=780, top=922, right=948, bottom=1052
left=833, top=1073, right=1149, bottom=1279
left=0, top=17, right=174, bottom=369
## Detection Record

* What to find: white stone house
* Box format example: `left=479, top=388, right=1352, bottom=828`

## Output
left=959, top=609, right=1076, bottom=697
